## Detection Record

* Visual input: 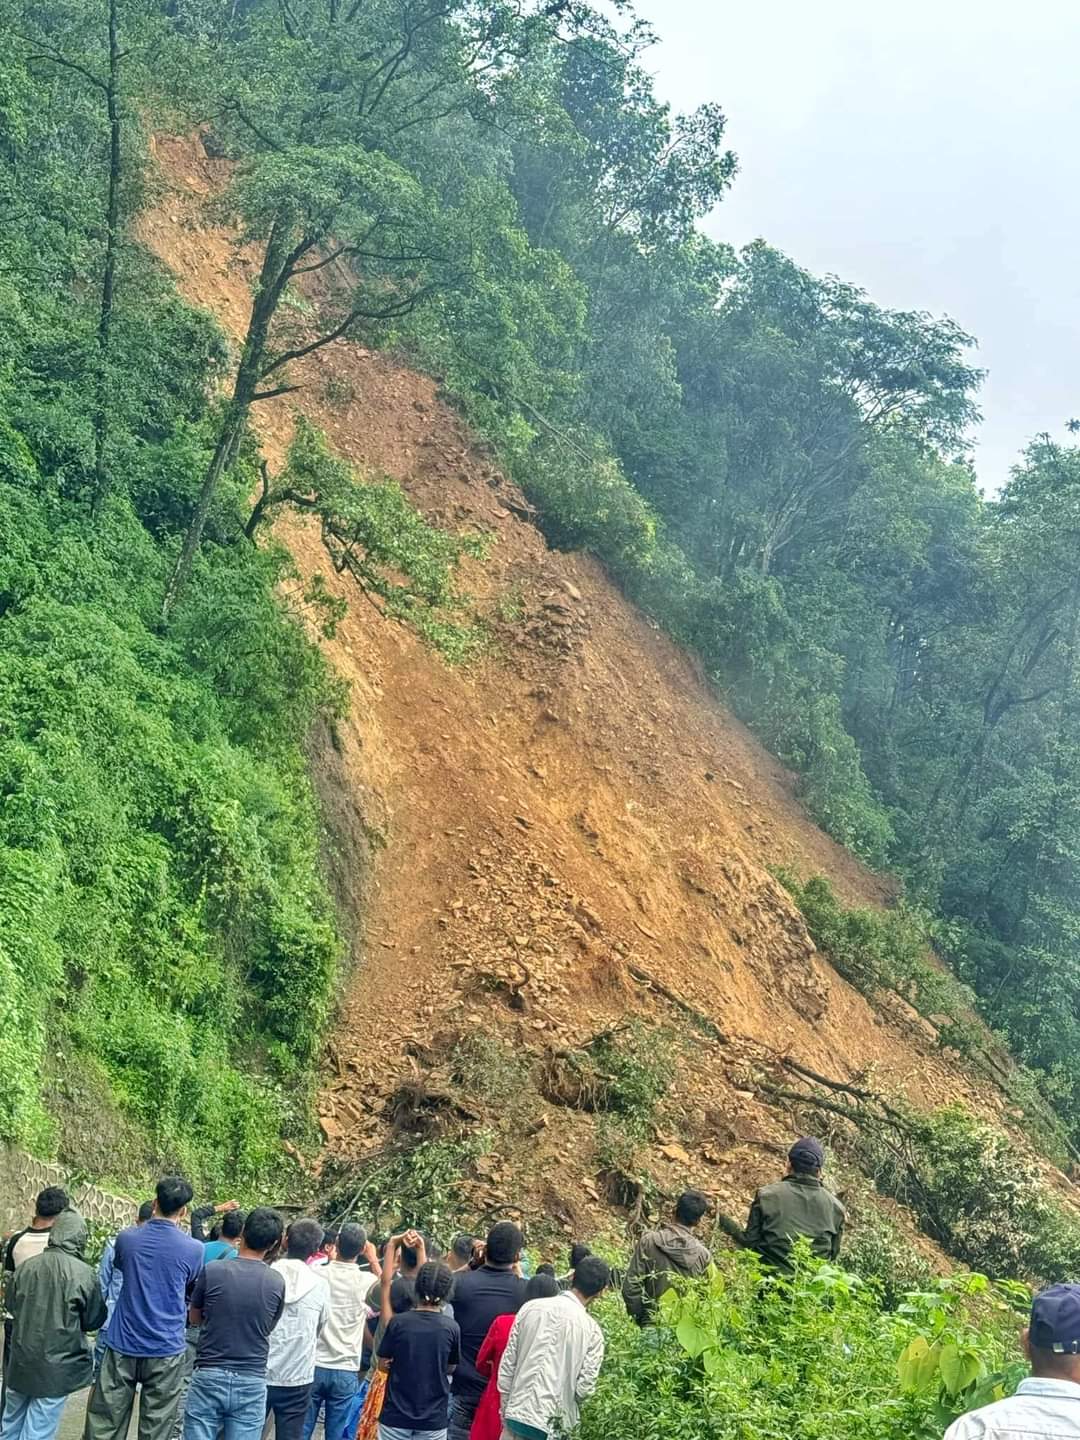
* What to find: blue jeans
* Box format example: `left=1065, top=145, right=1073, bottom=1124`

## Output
left=304, top=1366, right=359, bottom=1440
left=182, top=1367, right=267, bottom=1440
left=0, top=1390, right=68, bottom=1440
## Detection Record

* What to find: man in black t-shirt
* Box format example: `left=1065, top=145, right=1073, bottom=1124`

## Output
left=182, top=1209, right=286, bottom=1440
left=446, top=1222, right=526, bottom=1440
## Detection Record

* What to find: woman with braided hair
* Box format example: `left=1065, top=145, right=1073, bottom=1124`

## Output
left=376, top=1258, right=461, bottom=1440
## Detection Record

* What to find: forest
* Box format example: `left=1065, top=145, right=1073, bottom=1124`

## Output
left=2, top=0, right=1080, bottom=1220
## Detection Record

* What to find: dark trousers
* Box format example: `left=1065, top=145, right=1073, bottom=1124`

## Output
left=266, top=1384, right=313, bottom=1440
left=83, top=1346, right=187, bottom=1440
left=447, top=1396, right=477, bottom=1440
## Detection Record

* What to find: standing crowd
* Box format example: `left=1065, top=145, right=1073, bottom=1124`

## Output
left=1, top=1136, right=1075, bottom=1440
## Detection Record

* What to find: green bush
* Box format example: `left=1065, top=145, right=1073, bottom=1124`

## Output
left=577, top=1249, right=1028, bottom=1440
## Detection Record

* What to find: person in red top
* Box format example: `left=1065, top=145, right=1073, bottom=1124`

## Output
left=469, top=1274, right=558, bottom=1440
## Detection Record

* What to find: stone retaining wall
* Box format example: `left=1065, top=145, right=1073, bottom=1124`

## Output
left=0, top=1147, right=133, bottom=1234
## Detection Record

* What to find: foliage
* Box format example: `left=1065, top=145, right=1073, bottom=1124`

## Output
left=577, top=1248, right=1027, bottom=1440
left=321, top=1133, right=487, bottom=1239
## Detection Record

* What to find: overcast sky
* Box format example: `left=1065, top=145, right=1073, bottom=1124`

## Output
left=631, top=0, right=1080, bottom=491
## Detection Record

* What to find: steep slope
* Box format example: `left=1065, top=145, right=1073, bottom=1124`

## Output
left=142, top=133, right=1005, bottom=1236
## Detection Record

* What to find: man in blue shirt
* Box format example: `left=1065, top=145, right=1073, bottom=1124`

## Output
left=83, top=1177, right=204, bottom=1440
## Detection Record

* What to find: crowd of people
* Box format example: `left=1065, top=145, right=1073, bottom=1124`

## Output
left=1, top=1136, right=1076, bottom=1440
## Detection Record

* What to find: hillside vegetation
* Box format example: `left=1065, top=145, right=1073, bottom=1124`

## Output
left=3, top=0, right=1080, bottom=1243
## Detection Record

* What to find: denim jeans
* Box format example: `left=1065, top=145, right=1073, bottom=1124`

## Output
left=182, top=1367, right=267, bottom=1440
left=0, top=1389, right=68, bottom=1440
left=303, top=1366, right=359, bottom=1440
left=378, top=1428, right=447, bottom=1440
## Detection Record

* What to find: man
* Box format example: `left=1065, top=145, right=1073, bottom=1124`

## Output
left=2, top=1209, right=107, bottom=1440
left=182, top=1208, right=286, bottom=1440
left=944, top=1283, right=1080, bottom=1438
left=264, top=1219, right=330, bottom=1440
left=497, top=1255, right=609, bottom=1440
left=446, top=1221, right=527, bottom=1440
left=191, top=1207, right=244, bottom=1265
left=83, top=1176, right=204, bottom=1440
left=3, top=1188, right=69, bottom=1380
left=622, top=1190, right=712, bottom=1325
left=743, top=1137, right=845, bottom=1275
left=303, top=1223, right=371, bottom=1440
left=97, top=1201, right=154, bottom=1378
left=446, top=1234, right=475, bottom=1277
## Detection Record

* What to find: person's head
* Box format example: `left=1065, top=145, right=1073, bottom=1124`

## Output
left=569, top=1241, right=592, bottom=1269
left=337, top=1223, right=367, bottom=1262
left=242, top=1207, right=285, bottom=1259
left=220, top=1209, right=245, bottom=1242
left=1024, top=1284, right=1080, bottom=1382
left=572, top=1255, right=611, bottom=1306
left=415, top=1261, right=454, bottom=1309
left=137, top=1201, right=154, bottom=1225
left=526, top=1271, right=559, bottom=1301
left=400, top=1238, right=421, bottom=1271
left=154, top=1176, right=194, bottom=1220
left=536, top=1262, right=556, bottom=1277
left=286, top=1218, right=324, bottom=1263
left=321, top=1228, right=340, bottom=1259
left=674, top=1190, right=710, bottom=1230
left=449, top=1233, right=475, bottom=1271
left=34, top=1187, right=68, bottom=1227
left=485, top=1221, right=524, bottom=1268
left=787, top=1137, right=826, bottom=1178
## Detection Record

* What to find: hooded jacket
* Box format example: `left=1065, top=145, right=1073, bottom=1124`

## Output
left=621, top=1222, right=711, bottom=1325
left=7, top=1209, right=107, bottom=1397
left=264, top=1258, right=330, bottom=1388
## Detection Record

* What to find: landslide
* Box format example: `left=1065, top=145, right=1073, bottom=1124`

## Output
left=141, top=132, right=1030, bottom=1244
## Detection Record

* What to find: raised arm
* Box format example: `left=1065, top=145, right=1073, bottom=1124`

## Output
left=380, top=1233, right=401, bottom=1327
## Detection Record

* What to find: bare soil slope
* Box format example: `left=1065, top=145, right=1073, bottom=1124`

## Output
left=142, top=133, right=1002, bottom=1236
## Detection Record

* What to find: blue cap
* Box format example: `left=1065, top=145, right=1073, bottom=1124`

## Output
left=1031, top=1284, right=1080, bottom=1354
left=789, top=1137, right=825, bottom=1172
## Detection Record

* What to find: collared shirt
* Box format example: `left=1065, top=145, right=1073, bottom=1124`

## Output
left=944, top=1377, right=1080, bottom=1438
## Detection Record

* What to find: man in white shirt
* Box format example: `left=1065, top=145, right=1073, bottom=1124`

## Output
left=497, top=1256, right=609, bottom=1440
left=302, top=1224, right=378, bottom=1440
left=945, top=1283, right=1080, bottom=1439
left=265, top=1221, right=331, bottom=1440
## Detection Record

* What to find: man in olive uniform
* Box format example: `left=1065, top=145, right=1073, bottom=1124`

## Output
left=743, top=1137, right=845, bottom=1274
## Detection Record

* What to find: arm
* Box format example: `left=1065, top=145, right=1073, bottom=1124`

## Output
left=496, top=1316, right=519, bottom=1399
left=380, top=1234, right=401, bottom=1327
left=620, top=1240, right=647, bottom=1324
left=475, top=1321, right=499, bottom=1380
left=361, top=1240, right=382, bottom=1280
left=98, top=1239, right=115, bottom=1302
left=376, top=1316, right=396, bottom=1374
left=188, top=1270, right=207, bottom=1328
left=742, top=1195, right=764, bottom=1254
left=191, top=1200, right=238, bottom=1244
left=831, top=1210, right=845, bottom=1261
left=575, top=1324, right=605, bottom=1404
left=82, top=1276, right=108, bottom=1334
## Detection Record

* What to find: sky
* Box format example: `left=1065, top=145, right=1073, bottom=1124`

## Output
left=631, top=0, right=1080, bottom=491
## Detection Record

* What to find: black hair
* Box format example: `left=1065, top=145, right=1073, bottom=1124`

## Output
left=137, top=1201, right=155, bottom=1223
left=401, top=1241, right=420, bottom=1268
left=322, top=1228, right=340, bottom=1249
left=220, top=1210, right=245, bottom=1241
left=486, top=1221, right=524, bottom=1266
left=337, top=1223, right=367, bottom=1261
left=536, top=1262, right=556, bottom=1276
left=570, top=1242, right=592, bottom=1268
left=156, top=1176, right=194, bottom=1218
left=450, top=1233, right=475, bottom=1264
left=526, top=1272, right=560, bottom=1301
left=244, top=1207, right=285, bottom=1254
left=675, top=1190, right=710, bottom=1228
left=573, top=1255, right=611, bottom=1299
left=286, top=1218, right=324, bottom=1262
left=415, top=1261, right=454, bottom=1306
left=35, top=1187, right=68, bottom=1219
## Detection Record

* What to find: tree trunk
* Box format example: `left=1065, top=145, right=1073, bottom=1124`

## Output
left=161, top=217, right=294, bottom=621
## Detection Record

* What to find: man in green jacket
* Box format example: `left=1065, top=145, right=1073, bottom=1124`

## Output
left=3, top=1208, right=107, bottom=1440
left=743, top=1137, right=845, bottom=1275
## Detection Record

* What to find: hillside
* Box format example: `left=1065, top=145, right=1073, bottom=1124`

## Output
left=138, top=133, right=1008, bottom=1240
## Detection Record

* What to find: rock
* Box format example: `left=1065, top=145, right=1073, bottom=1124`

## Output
left=560, top=579, right=584, bottom=602
left=318, top=1114, right=344, bottom=1141
left=659, top=1142, right=692, bottom=1164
